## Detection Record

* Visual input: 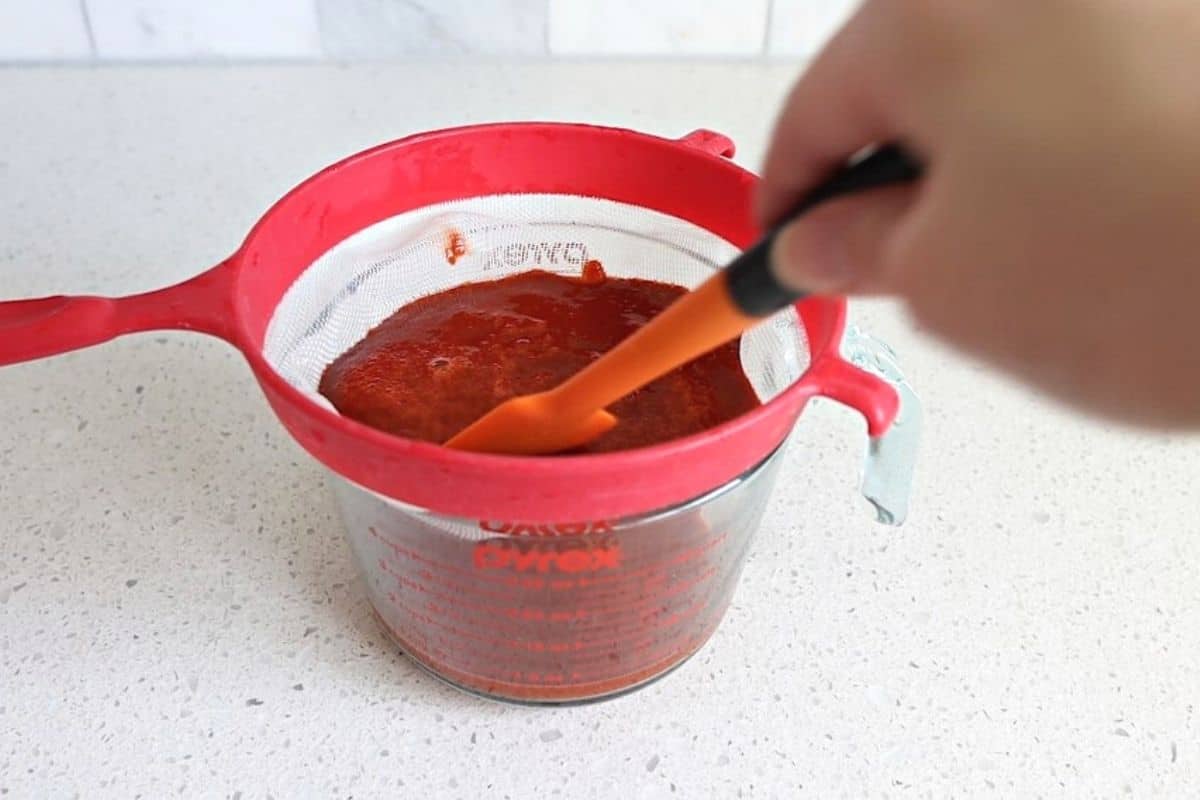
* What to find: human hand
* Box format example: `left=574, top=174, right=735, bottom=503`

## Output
left=759, top=0, right=1200, bottom=428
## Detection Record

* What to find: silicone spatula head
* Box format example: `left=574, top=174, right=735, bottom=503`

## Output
left=443, top=399, right=618, bottom=456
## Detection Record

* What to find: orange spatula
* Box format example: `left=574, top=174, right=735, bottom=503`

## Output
left=444, top=143, right=921, bottom=455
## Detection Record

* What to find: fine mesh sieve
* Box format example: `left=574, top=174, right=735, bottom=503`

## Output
left=0, top=122, right=909, bottom=523
left=262, top=193, right=810, bottom=416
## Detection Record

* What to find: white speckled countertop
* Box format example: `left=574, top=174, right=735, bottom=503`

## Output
left=2, top=63, right=1199, bottom=798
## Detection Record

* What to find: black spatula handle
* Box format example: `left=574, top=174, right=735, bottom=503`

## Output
left=725, top=143, right=923, bottom=316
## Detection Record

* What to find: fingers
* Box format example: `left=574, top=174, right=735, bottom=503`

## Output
left=770, top=184, right=919, bottom=295
left=756, top=0, right=899, bottom=228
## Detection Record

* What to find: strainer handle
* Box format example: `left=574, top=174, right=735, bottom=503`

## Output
left=677, top=129, right=737, bottom=159
left=802, top=355, right=899, bottom=437
left=0, top=259, right=238, bottom=367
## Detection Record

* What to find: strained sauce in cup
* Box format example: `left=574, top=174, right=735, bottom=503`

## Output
left=321, top=262, right=764, bottom=701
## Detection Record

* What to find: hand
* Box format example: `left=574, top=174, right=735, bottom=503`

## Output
left=759, top=0, right=1200, bottom=428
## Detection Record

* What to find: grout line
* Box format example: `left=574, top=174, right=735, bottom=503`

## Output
left=310, top=0, right=329, bottom=59
left=0, top=53, right=813, bottom=69
left=78, top=0, right=98, bottom=58
left=762, top=0, right=775, bottom=57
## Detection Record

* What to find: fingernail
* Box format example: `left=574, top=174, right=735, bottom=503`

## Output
left=771, top=220, right=856, bottom=294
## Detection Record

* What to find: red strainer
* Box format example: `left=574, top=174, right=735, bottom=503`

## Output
left=0, top=122, right=905, bottom=524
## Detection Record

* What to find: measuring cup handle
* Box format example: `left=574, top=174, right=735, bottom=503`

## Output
left=802, top=327, right=922, bottom=526
left=0, top=258, right=239, bottom=367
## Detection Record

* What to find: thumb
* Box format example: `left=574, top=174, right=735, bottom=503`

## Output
left=770, top=185, right=917, bottom=295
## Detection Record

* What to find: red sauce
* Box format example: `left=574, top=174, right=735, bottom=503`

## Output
left=319, top=264, right=760, bottom=452
left=580, top=259, right=605, bottom=285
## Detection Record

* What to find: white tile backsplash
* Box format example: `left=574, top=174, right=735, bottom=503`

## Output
left=548, top=0, right=768, bottom=57
left=768, top=0, right=861, bottom=58
left=0, top=0, right=92, bottom=60
left=85, top=0, right=322, bottom=60
left=0, top=0, right=849, bottom=63
left=319, top=0, right=547, bottom=58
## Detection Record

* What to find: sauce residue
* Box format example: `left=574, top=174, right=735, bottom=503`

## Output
left=319, top=263, right=761, bottom=453
left=444, top=229, right=467, bottom=265
left=580, top=259, right=605, bottom=285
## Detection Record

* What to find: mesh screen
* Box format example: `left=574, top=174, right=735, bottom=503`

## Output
left=262, top=194, right=809, bottom=412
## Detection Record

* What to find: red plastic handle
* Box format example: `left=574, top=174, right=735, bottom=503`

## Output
left=0, top=259, right=239, bottom=367
left=800, top=355, right=899, bottom=437
left=677, top=129, right=737, bottom=159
